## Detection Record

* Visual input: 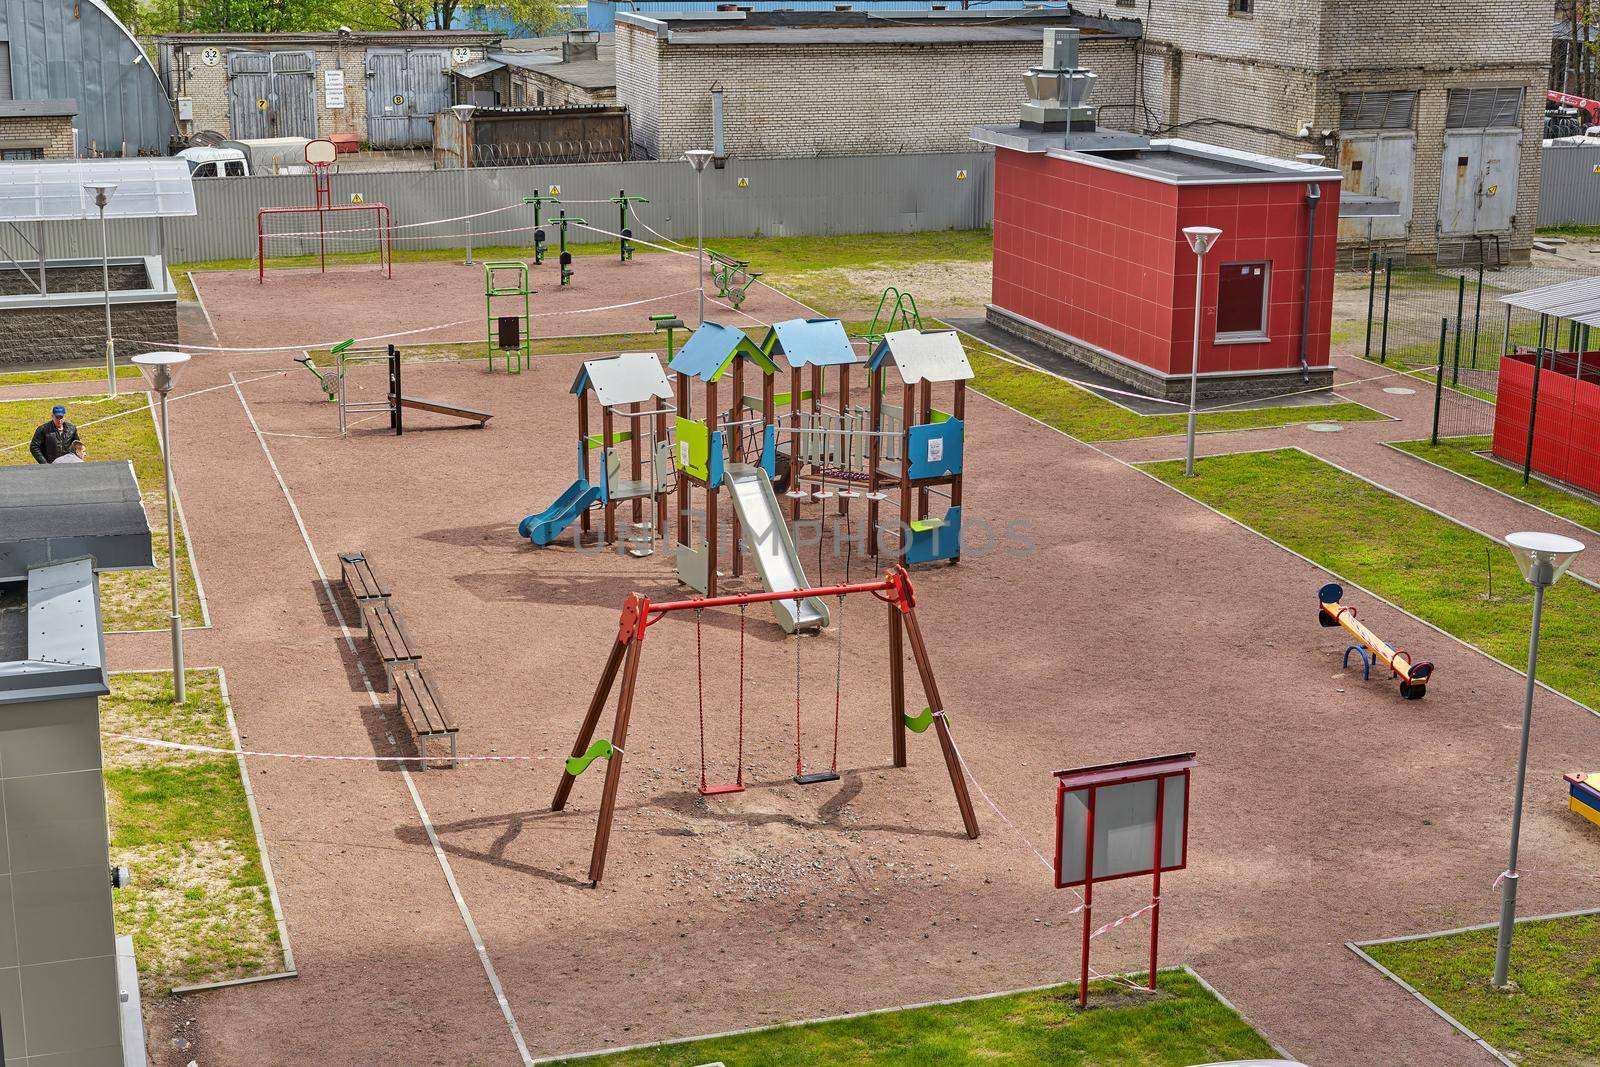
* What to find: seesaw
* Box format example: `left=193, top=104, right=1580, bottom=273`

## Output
left=1564, top=772, right=1600, bottom=830
left=1318, top=582, right=1433, bottom=699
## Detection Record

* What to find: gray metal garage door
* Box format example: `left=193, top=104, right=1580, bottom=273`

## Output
left=227, top=51, right=316, bottom=140
left=365, top=49, right=450, bottom=148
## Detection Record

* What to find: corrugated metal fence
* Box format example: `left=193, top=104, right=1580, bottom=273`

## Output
left=1538, top=144, right=1600, bottom=226
left=6, top=152, right=994, bottom=267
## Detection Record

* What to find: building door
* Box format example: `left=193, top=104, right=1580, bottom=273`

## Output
left=365, top=49, right=451, bottom=148
left=1336, top=92, right=1417, bottom=242
left=1439, top=87, right=1524, bottom=237
left=227, top=51, right=316, bottom=140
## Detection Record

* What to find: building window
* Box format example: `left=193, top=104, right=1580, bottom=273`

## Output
left=1228, top=0, right=1253, bottom=15
left=0, top=147, right=43, bottom=160
left=1445, top=87, right=1524, bottom=129
left=1339, top=91, right=1417, bottom=131
left=537, top=89, right=546, bottom=107
left=1216, top=262, right=1270, bottom=340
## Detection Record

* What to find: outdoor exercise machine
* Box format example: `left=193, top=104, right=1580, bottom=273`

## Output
left=610, top=190, right=649, bottom=262
left=669, top=323, right=785, bottom=599
left=1318, top=582, right=1433, bottom=699
left=520, top=352, right=675, bottom=550
left=706, top=250, right=762, bottom=308
left=554, top=211, right=586, bottom=286
left=293, top=348, right=343, bottom=402
left=257, top=138, right=392, bottom=284
left=1054, top=752, right=1195, bottom=1007
left=552, top=566, right=980, bottom=884
left=651, top=313, right=686, bottom=364
left=866, top=329, right=973, bottom=565
left=338, top=344, right=493, bottom=436
left=483, top=261, right=532, bottom=374
left=522, top=194, right=562, bottom=264
left=1565, top=771, right=1600, bottom=830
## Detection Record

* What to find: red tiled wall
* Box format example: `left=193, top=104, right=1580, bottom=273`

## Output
left=992, top=148, right=1342, bottom=379
left=1492, top=352, right=1600, bottom=496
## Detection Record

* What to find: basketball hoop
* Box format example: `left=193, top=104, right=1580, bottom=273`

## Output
left=305, top=138, right=338, bottom=167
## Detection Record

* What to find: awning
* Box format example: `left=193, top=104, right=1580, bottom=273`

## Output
left=1500, top=276, right=1600, bottom=329
left=0, top=158, right=195, bottom=223
left=452, top=59, right=505, bottom=79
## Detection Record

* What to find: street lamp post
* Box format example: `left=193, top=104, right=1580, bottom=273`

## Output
left=451, top=104, right=477, bottom=266
left=132, top=351, right=192, bottom=705
left=1492, top=530, right=1586, bottom=988
left=1181, top=226, right=1222, bottom=477
left=684, top=150, right=713, bottom=324
left=85, top=182, right=119, bottom=396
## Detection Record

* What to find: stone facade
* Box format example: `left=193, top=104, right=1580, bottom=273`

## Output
left=1131, top=0, right=1550, bottom=261
left=157, top=32, right=498, bottom=145
left=617, top=14, right=1141, bottom=160
left=0, top=301, right=179, bottom=369
left=0, top=114, right=76, bottom=159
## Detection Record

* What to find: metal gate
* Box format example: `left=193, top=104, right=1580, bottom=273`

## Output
left=227, top=51, right=317, bottom=140
left=1439, top=130, right=1521, bottom=236
left=1337, top=131, right=1414, bottom=240
left=365, top=49, right=451, bottom=148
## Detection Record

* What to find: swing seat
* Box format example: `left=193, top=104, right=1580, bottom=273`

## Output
left=699, top=782, right=745, bottom=797
left=794, top=771, right=841, bottom=785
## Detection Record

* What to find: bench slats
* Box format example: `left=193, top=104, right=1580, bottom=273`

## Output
left=394, top=667, right=458, bottom=768
left=339, top=551, right=391, bottom=603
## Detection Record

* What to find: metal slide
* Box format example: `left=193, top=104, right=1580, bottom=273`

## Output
left=722, top=463, right=830, bottom=633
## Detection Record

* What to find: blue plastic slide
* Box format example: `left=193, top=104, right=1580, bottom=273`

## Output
left=519, top=479, right=601, bottom=546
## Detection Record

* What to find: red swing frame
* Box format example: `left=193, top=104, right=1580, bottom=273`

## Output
left=552, top=566, right=980, bottom=884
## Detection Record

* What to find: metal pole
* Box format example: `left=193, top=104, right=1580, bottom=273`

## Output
left=696, top=168, right=706, bottom=325
left=1525, top=316, right=1548, bottom=484
left=1452, top=274, right=1465, bottom=386
left=1184, top=248, right=1204, bottom=477
left=1492, top=578, right=1544, bottom=988
left=462, top=117, right=473, bottom=267
left=101, top=206, right=116, bottom=396
left=1471, top=262, right=1485, bottom=369
left=160, top=389, right=185, bottom=704
left=1364, top=251, right=1377, bottom=361
left=1431, top=317, right=1447, bottom=446
left=1379, top=259, right=1392, bottom=363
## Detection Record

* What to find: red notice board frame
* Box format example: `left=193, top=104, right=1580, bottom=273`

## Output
left=1053, top=751, right=1196, bottom=1006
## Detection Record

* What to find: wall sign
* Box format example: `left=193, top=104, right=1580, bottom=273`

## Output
left=324, top=69, right=346, bottom=109
left=350, top=193, right=364, bottom=204
left=201, top=47, right=221, bottom=66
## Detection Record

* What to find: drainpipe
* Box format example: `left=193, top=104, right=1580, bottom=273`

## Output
left=1297, top=182, right=1322, bottom=384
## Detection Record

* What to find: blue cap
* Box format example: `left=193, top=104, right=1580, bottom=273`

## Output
left=51, top=405, right=65, bottom=417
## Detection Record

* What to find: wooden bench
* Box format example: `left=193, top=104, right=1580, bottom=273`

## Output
left=392, top=667, right=459, bottom=768
left=339, top=551, right=391, bottom=605
left=364, top=600, right=421, bottom=689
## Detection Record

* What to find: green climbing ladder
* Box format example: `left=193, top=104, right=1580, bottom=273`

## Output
left=484, top=261, right=532, bottom=374
left=864, top=286, right=923, bottom=347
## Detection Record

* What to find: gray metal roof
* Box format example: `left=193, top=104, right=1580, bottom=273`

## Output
left=870, top=329, right=974, bottom=383
left=1500, top=276, right=1600, bottom=327
left=0, top=462, right=154, bottom=581
left=661, top=24, right=1107, bottom=45
left=454, top=58, right=505, bottom=79
left=0, top=99, right=78, bottom=118
left=0, top=558, right=109, bottom=706
left=572, top=352, right=674, bottom=407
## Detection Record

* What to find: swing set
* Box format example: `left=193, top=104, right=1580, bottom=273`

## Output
left=553, top=565, right=981, bottom=884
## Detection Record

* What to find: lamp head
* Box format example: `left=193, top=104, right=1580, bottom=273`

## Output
left=83, top=181, right=118, bottom=210
left=450, top=104, right=477, bottom=124
left=1506, top=531, right=1586, bottom=587
left=684, top=149, right=714, bottom=173
left=132, top=350, right=191, bottom=396
left=1182, top=225, right=1222, bottom=255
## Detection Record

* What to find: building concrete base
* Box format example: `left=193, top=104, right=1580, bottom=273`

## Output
left=984, top=304, right=1334, bottom=403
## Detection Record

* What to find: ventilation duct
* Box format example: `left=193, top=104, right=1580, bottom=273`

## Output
left=1020, top=28, right=1097, bottom=132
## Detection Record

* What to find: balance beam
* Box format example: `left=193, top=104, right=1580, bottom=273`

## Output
left=383, top=345, right=493, bottom=436
left=1318, top=582, right=1433, bottom=699
left=395, top=395, right=492, bottom=426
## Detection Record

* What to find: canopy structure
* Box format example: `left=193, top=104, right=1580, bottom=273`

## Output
left=761, top=317, right=857, bottom=368
left=868, top=328, right=975, bottom=383
left=1500, top=276, right=1600, bottom=329
left=571, top=352, right=675, bottom=408
left=668, top=321, right=777, bottom=382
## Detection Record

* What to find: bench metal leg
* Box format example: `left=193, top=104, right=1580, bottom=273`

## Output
left=450, top=732, right=458, bottom=769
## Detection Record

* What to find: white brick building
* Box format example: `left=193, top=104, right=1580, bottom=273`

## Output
left=615, top=11, right=1144, bottom=162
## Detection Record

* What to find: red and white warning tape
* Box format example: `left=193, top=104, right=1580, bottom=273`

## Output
left=102, top=732, right=570, bottom=764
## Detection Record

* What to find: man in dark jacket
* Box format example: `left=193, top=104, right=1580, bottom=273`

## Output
left=30, top=405, right=81, bottom=464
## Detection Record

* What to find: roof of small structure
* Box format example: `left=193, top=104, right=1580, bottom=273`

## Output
left=571, top=352, right=674, bottom=407
left=0, top=159, right=196, bottom=224
left=868, top=329, right=974, bottom=383
left=1500, top=276, right=1600, bottom=328
left=668, top=321, right=776, bottom=382
left=762, top=318, right=857, bottom=368
left=0, top=462, right=154, bottom=581
left=0, top=557, right=110, bottom=706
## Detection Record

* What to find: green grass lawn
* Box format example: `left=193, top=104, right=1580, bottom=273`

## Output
left=0, top=365, right=143, bottom=387
left=1536, top=223, right=1600, bottom=239
left=1142, top=448, right=1600, bottom=711
left=964, top=342, right=1387, bottom=442
left=1391, top=436, right=1600, bottom=533
left=0, top=392, right=203, bottom=631
left=103, top=670, right=285, bottom=998
left=549, top=971, right=1275, bottom=1066
left=1362, top=913, right=1600, bottom=1067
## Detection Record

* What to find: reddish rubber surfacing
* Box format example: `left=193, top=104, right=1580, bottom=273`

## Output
left=125, top=262, right=1600, bottom=1067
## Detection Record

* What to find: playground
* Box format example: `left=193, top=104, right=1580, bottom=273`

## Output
left=38, top=217, right=1600, bottom=1067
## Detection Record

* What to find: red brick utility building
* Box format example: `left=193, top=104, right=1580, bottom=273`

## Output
left=973, top=30, right=1358, bottom=402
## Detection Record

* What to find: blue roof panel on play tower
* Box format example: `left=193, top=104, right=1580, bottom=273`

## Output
left=668, top=321, right=772, bottom=382
left=763, top=318, right=858, bottom=368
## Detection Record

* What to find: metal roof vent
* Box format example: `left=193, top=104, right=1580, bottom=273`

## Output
left=562, top=29, right=599, bottom=62
left=1020, top=29, right=1097, bottom=133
